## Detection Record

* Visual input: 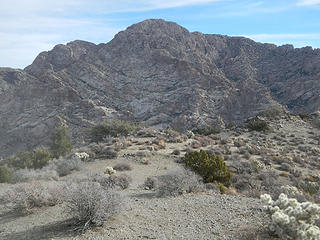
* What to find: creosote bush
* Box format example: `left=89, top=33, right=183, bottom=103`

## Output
left=64, top=181, right=121, bottom=231
left=246, top=119, right=269, bottom=132
left=184, top=150, right=232, bottom=187
left=89, top=120, right=136, bottom=142
left=50, top=126, right=73, bottom=159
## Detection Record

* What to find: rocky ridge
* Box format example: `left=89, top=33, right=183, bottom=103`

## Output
left=0, top=19, right=319, bottom=156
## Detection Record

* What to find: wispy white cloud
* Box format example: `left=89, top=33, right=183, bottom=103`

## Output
left=246, top=33, right=320, bottom=40
left=297, top=0, right=320, bottom=6
left=0, top=0, right=222, bottom=68
left=244, top=33, right=320, bottom=48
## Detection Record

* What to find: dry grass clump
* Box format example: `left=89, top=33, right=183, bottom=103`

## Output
left=64, top=181, right=121, bottom=232
left=113, top=162, right=132, bottom=171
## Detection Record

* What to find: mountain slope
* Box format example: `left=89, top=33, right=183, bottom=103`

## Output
left=0, top=19, right=319, bottom=156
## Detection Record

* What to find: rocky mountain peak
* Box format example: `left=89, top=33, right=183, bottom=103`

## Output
left=25, top=40, right=97, bottom=76
left=1, top=19, right=320, bottom=156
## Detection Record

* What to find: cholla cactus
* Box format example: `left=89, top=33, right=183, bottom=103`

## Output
left=73, top=152, right=90, bottom=161
left=261, top=193, right=320, bottom=239
left=104, top=166, right=116, bottom=175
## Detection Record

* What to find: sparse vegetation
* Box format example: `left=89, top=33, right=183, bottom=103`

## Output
left=89, top=120, right=136, bottom=142
left=184, top=150, right=232, bottom=187
left=50, top=126, right=73, bottom=159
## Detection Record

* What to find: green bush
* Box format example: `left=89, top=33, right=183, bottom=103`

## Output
left=50, top=126, right=73, bottom=159
left=192, top=126, right=220, bottom=136
left=225, top=122, right=236, bottom=130
left=0, top=166, right=11, bottom=183
left=184, top=150, right=232, bottom=187
left=258, top=108, right=283, bottom=119
left=5, top=149, right=52, bottom=170
left=246, top=119, right=269, bottom=132
left=89, top=120, right=136, bottom=142
left=7, top=151, right=33, bottom=169
left=32, top=149, right=52, bottom=169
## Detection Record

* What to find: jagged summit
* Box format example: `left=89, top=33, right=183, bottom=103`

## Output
left=0, top=19, right=319, bottom=156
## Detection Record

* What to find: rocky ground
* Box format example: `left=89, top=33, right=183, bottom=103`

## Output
left=0, top=113, right=319, bottom=240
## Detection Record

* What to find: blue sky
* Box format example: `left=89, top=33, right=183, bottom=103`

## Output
left=1, top=0, right=320, bottom=69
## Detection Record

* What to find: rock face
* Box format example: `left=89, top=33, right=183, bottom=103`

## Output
left=1, top=19, right=319, bottom=156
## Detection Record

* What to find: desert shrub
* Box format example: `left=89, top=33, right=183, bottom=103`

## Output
left=91, top=144, right=118, bottom=159
left=226, top=122, right=236, bottom=130
left=171, top=149, right=181, bottom=155
left=312, top=118, right=320, bottom=129
left=2, top=181, right=64, bottom=212
left=64, top=181, right=121, bottom=231
left=12, top=168, right=58, bottom=183
left=5, top=149, right=52, bottom=170
left=246, top=119, right=269, bottom=132
left=50, top=125, right=73, bottom=159
left=192, top=126, right=220, bottom=136
left=261, top=193, right=320, bottom=239
left=0, top=165, right=11, bottom=183
left=156, top=169, right=204, bottom=197
left=106, top=174, right=132, bottom=190
left=299, top=113, right=312, bottom=120
left=299, top=181, right=320, bottom=196
left=90, top=173, right=132, bottom=190
left=47, top=157, right=83, bottom=177
left=258, top=108, right=283, bottom=119
left=143, top=177, right=158, bottom=190
left=113, top=162, right=132, bottom=171
left=184, top=150, right=232, bottom=187
left=89, top=120, right=136, bottom=142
